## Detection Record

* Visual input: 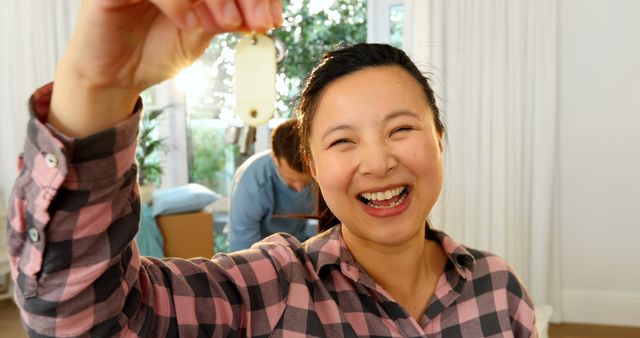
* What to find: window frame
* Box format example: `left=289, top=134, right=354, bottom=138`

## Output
left=367, top=0, right=408, bottom=49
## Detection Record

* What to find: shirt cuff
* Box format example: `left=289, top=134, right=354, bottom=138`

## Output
left=24, top=82, right=143, bottom=187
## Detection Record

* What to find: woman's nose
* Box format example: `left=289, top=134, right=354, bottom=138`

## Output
left=357, top=142, right=397, bottom=177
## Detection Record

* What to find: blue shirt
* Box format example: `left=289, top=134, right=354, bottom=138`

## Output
left=227, top=150, right=315, bottom=251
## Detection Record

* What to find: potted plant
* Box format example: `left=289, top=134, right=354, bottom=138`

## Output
left=137, top=106, right=170, bottom=204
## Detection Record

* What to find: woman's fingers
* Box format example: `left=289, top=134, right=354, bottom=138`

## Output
left=269, top=0, right=283, bottom=27
left=193, top=2, right=223, bottom=32
left=204, top=0, right=243, bottom=31
left=98, top=0, right=145, bottom=10
left=235, top=0, right=274, bottom=31
left=150, top=0, right=281, bottom=33
left=205, top=0, right=281, bottom=32
left=149, top=0, right=200, bottom=30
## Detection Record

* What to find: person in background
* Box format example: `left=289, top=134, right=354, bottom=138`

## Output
left=227, top=118, right=315, bottom=251
left=8, top=0, right=536, bottom=336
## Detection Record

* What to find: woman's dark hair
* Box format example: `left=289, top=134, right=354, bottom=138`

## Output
left=295, top=43, right=445, bottom=233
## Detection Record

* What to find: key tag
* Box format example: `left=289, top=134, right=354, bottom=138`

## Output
left=235, top=33, right=278, bottom=127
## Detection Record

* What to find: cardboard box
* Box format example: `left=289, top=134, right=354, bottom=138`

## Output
left=156, top=211, right=215, bottom=259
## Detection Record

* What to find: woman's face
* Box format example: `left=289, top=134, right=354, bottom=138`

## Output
left=308, top=66, right=443, bottom=247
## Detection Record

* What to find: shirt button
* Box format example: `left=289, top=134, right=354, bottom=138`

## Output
left=45, top=153, right=58, bottom=168
left=28, top=228, right=39, bottom=242
left=17, top=153, right=24, bottom=171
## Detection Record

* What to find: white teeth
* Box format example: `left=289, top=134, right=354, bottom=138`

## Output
left=368, top=193, right=407, bottom=209
left=360, top=187, right=405, bottom=201
left=384, top=190, right=393, bottom=200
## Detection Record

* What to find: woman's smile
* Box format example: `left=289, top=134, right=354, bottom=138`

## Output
left=357, top=185, right=412, bottom=217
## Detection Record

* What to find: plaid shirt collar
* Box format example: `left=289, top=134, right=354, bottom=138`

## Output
left=305, top=224, right=476, bottom=284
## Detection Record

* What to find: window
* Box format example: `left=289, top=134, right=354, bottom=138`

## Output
left=178, top=34, right=244, bottom=196
left=140, top=0, right=410, bottom=251
left=175, top=0, right=368, bottom=196
left=141, top=0, right=369, bottom=252
left=389, top=4, right=404, bottom=48
left=367, top=0, right=405, bottom=48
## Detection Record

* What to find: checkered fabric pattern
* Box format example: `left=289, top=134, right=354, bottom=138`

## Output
left=8, top=84, right=536, bottom=337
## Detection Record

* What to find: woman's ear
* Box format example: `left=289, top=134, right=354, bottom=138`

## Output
left=437, top=130, right=444, bottom=153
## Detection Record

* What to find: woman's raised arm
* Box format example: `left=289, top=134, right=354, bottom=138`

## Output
left=8, top=1, right=283, bottom=336
left=49, top=0, right=282, bottom=137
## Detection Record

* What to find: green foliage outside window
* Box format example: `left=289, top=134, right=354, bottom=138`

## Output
left=272, top=0, right=367, bottom=116
left=137, top=107, right=169, bottom=186
left=389, top=4, right=404, bottom=49
left=189, top=125, right=235, bottom=193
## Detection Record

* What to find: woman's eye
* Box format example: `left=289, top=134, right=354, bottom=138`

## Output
left=328, top=139, right=352, bottom=148
left=391, top=126, right=413, bottom=135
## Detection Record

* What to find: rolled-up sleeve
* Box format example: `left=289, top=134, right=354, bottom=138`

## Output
left=8, top=83, right=143, bottom=336
left=8, top=84, right=293, bottom=338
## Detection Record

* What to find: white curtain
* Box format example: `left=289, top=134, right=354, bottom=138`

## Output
left=405, top=0, right=563, bottom=320
left=0, top=1, right=81, bottom=202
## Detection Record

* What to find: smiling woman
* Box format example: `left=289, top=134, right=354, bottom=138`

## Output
left=306, top=65, right=447, bottom=315
left=295, top=43, right=537, bottom=334
left=8, top=1, right=535, bottom=336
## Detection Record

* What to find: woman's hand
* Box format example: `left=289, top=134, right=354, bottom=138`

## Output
left=50, top=0, right=282, bottom=137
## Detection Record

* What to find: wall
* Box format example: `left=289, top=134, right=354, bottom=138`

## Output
left=558, top=0, right=640, bottom=326
left=0, top=2, right=80, bottom=205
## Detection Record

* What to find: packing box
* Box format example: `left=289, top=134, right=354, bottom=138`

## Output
left=156, top=211, right=215, bottom=259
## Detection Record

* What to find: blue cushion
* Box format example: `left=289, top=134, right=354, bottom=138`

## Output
left=152, top=183, right=221, bottom=216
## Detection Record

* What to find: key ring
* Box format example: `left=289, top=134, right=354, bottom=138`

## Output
left=249, top=31, right=288, bottom=64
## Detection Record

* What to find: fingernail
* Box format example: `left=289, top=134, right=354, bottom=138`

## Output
left=224, top=1, right=242, bottom=28
left=184, top=10, right=200, bottom=30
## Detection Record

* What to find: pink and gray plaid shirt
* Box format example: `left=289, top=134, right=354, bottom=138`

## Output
left=8, top=84, right=536, bottom=337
